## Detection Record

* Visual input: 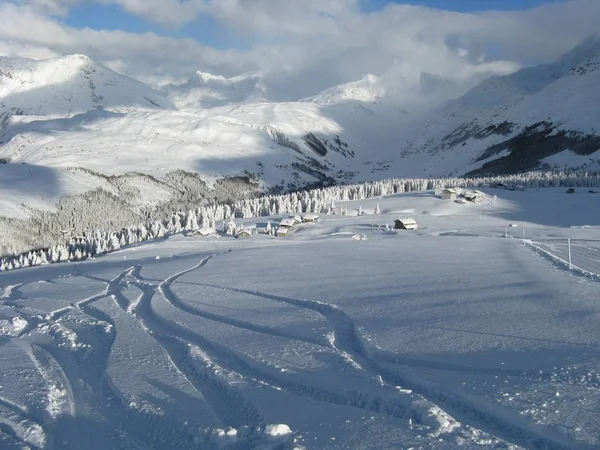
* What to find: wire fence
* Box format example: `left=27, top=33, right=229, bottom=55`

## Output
left=526, top=239, right=600, bottom=275
left=502, top=224, right=600, bottom=278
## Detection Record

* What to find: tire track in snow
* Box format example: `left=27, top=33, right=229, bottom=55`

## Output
left=112, top=276, right=263, bottom=429
left=197, top=283, right=591, bottom=450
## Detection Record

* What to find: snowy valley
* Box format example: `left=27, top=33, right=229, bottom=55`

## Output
left=1, top=187, right=600, bottom=449
left=1, top=14, right=600, bottom=449
left=0, top=34, right=599, bottom=236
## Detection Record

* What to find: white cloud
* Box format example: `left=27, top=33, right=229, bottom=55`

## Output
left=1, top=0, right=599, bottom=101
left=14, top=0, right=79, bottom=17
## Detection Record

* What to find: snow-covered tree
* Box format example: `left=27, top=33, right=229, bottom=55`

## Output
left=185, top=209, right=200, bottom=231
left=226, top=218, right=237, bottom=235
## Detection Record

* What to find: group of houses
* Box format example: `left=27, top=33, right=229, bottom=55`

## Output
left=276, top=213, right=319, bottom=236
left=187, top=213, right=321, bottom=239
left=440, top=187, right=486, bottom=203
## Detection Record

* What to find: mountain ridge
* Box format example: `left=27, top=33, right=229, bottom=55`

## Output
left=0, top=54, right=175, bottom=116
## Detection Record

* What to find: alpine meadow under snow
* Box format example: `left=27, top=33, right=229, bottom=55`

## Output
left=1, top=1, right=600, bottom=448
left=1, top=188, right=600, bottom=450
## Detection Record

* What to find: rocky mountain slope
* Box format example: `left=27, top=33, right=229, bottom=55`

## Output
left=401, top=32, right=600, bottom=176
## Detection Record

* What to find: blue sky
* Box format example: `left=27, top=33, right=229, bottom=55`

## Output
left=64, top=0, right=568, bottom=49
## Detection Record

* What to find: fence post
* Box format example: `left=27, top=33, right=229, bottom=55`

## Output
left=522, top=228, right=525, bottom=244
left=504, top=226, right=507, bottom=238
left=568, top=238, right=572, bottom=270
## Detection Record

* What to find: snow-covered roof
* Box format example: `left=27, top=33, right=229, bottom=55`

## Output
left=237, top=229, right=252, bottom=235
left=443, top=188, right=462, bottom=194
left=192, top=227, right=215, bottom=236
left=465, top=190, right=485, bottom=198
left=397, top=217, right=417, bottom=225
left=303, top=213, right=319, bottom=220
left=279, top=218, right=297, bottom=228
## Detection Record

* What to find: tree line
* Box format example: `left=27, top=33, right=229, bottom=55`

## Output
left=2, top=170, right=599, bottom=272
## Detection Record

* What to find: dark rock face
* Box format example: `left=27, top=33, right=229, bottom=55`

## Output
left=302, top=133, right=329, bottom=156
left=440, top=121, right=516, bottom=153
left=466, top=122, right=600, bottom=176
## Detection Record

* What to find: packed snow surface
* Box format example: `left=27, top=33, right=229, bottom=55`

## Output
left=1, top=188, right=599, bottom=449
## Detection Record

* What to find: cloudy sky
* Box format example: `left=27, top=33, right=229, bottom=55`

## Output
left=1, top=0, right=599, bottom=100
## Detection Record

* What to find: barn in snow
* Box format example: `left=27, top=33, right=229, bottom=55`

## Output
left=394, top=218, right=418, bottom=231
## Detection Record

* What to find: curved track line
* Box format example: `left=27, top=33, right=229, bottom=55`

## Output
left=112, top=281, right=263, bottom=428
left=123, top=278, right=437, bottom=428
left=43, top=266, right=133, bottom=323
left=157, top=253, right=328, bottom=348
left=376, top=351, right=600, bottom=389
left=0, top=397, right=46, bottom=450
left=196, top=283, right=592, bottom=450
left=26, top=343, right=77, bottom=418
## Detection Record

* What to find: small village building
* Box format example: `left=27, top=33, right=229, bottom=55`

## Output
left=302, top=213, right=320, bottom=223
left=279, top=218, right=297, bottom=228
left=441, top=188, right=461, bottom=200
left=277, top=227, right=289, bottom=237
left=567, top=188, right=576, bottom=194
left=290, top=215, right=303, bottom=225
left=237, top=229, right=252, bottom=238
left=464, top=190, right=486, bottom=203
left=190, top=228, right=216, bottom=237
left=394, top=217, right=418, bottom=231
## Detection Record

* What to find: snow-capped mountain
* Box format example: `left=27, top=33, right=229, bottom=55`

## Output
left=302, top=74, right=384, bottom=104
left=0, top=54, right=174, bottom=116
left=400, top=32, right=600, bottom=177
left=1, top=33, right=600, bottom=225
left=164, top=71, right=269, bottom=109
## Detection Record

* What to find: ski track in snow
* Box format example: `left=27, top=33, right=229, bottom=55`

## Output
left=123, top=249, right=592, bottom=449
left=2, top=191, right=600, bottom=450
left=197, top=280, right=591, bottom=450
left=0, top=258, right=593, bottom=449
left=0, top=394, right=46, bottom=450
left=113, top=277, right=265, bottom=429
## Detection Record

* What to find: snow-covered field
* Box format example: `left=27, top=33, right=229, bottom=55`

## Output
left=1, top=188, right=599, bottom=449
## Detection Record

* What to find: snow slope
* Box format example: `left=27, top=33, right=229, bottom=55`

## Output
left=401, top=33, right=600, bottom=177
left=0, top=99, right=415, bottom=214
left=1, top=34, right=600, bottom=224
left=0, top=54, right=174, bottom=116
left=1, top=188, right=599, bottom=449
left=302, top=74, right=385, bottom=105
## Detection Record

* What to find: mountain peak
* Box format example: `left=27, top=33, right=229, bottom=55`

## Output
left=195, top=71, right=228, bottom=83
left=0, top=54, right=174, bottom=116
